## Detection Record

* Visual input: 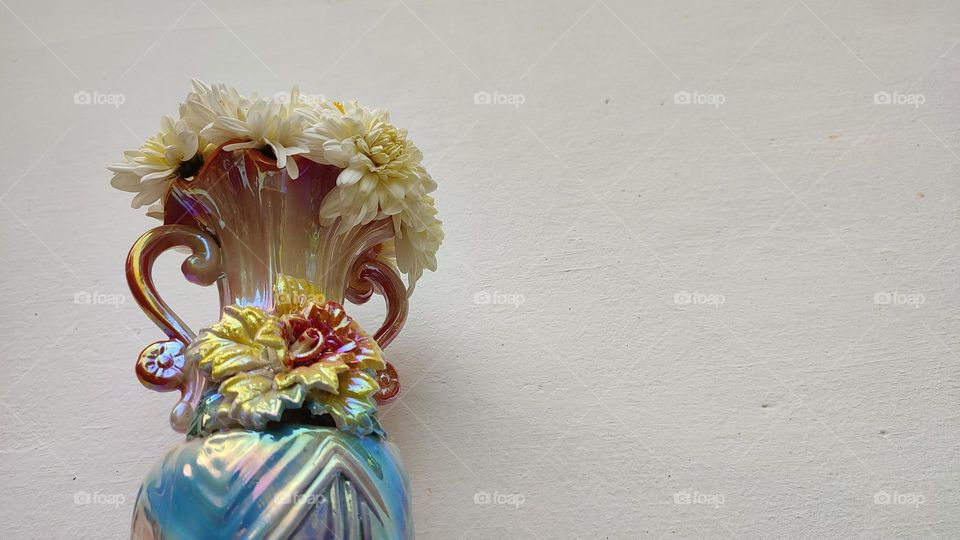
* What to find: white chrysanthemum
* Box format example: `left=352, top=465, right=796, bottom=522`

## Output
left=288, top=87, right=335, bottom=119
left=179, top=79, right=250, bottom=156
left=393, top=196, right=443, bottom=292
left=307, top=101, right=432, bottom=228
left=109, top=115, right=200, bottom=212
left=200, top=88, right=312, bottom=179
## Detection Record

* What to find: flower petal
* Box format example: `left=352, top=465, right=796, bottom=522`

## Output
left=275, top=356, right=348, bottom=393
left=337, top=167, right=364, bottom=186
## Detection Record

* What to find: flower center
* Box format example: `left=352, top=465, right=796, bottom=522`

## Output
left=287, top=327, right=328, bottom=367
left=360, top=123, right=406, bottom=168
left=175, top=153, right=204, bottom=179
left=156, top=354, right=174, bottom=370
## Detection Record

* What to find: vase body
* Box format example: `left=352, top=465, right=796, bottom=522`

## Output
left=131, top=426, right=412, bottom=539
left=127, top=148, right=412, bottom=539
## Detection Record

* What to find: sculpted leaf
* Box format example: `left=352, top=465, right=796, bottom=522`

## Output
left=188, top=306, right=285, bottom=382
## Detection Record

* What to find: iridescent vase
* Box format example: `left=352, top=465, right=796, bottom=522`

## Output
left=126, top=146, right=413, bottom=539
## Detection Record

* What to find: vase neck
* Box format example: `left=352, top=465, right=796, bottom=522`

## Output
left=168, top=149, right=392, bottom=311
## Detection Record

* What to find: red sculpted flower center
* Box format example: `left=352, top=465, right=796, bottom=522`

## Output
left=287, top=327, right=327, bottom=368
left=280, top=301, right=363, bottom=369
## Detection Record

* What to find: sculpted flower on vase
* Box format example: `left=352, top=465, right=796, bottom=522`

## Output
left=136, top=340, right=186, bottom=391
left=279, top=301, right=386, bottom=372
left=187, top=299, right=386, bottom=434
left=277, top=301, right=386, bottom=435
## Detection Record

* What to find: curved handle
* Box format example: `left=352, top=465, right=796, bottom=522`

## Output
left=346, top=258, right=409, bottom=348
left=126, top=225, right=223, bottom=342
left=346, top=254, right=408, bottom=402
left=126, top=225, right=223, bottom=431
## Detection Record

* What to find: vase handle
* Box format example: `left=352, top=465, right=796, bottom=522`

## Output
left=346, top=258, right=408, bottom=348
left=346, top=255, right=408, bottom=402
left=126, top=224, right=223, bottom=431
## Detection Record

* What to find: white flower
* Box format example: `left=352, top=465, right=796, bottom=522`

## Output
left=308, top=101, right=432, bottom=228
left=200, top=88, right=312, bottom=179
left=288, top=87, right=334, bottom=118
left=109, top=115, right=200, bottom=212
left=393, top=195, right=443, bottom=292
left=179, top=79, right=250, bottom=138
left=304, top=100, right=443, bottom=288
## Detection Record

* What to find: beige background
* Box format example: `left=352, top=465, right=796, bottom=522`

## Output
left=1, top=0, right=959, bottom=538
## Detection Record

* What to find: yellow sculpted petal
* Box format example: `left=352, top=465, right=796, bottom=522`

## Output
left=220, top=373, right=273, bottom=403
left=274, top=355, right=349, bottom=393
left=187, top=305, right=285, bottom=382
left=307, top=370, right=380, bottom=435
left=349, top=335, right=386, bottom=372
left=218, top=373, right=307, bottom=430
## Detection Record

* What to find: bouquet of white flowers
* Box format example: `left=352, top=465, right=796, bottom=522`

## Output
left=110, top=80, right=442, bottom=289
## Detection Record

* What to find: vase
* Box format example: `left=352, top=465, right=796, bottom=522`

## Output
left=126, top=145, right=413, bottom=539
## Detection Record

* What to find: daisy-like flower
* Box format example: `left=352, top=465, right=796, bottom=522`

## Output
left=394, top=196, right=444, bottom=292
left=287, top=86, right=334, bottom=119
left=180, top=80, right=249, bottom=129
left=178, top=79, right=251, bottom=156
left=308, top=101, right=433, bottom=228
left=109, top=115, right=201, bottom=215
left=200, top=88, right=312, bottom=179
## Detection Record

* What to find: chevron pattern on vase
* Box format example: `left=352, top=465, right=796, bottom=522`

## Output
left=131, top=425, right=413, bottom=539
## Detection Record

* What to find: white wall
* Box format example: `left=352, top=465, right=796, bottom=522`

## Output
left=1, top=0, right=958, bottom=538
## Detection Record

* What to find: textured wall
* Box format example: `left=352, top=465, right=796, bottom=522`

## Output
left=1, top=0, right=958, bottom=538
